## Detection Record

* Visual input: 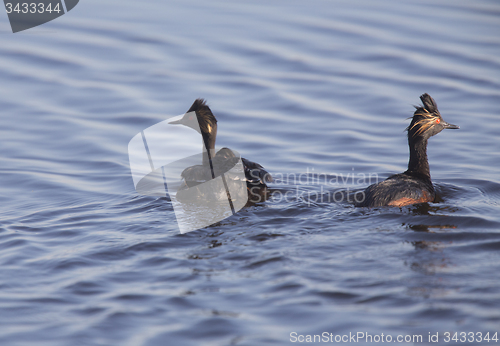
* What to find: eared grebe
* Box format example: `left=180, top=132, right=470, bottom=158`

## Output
left=357, top=93, right=459, bottom=208
left=170, top=99, right=273, bottom=191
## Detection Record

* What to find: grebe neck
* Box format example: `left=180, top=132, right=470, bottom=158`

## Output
left=201, top=129, right=217, bottom=177
left=407, top=137, right=430, bottom=178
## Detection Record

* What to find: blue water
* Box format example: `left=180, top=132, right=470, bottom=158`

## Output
left=1, top=0, right=500, bottom=345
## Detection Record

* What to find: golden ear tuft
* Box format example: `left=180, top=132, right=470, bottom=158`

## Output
left=408, top=113, right=438, bottom=137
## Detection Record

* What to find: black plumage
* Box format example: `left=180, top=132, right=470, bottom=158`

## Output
left=357, top=93, right=459, bottom=207
left=170, top=99, right=273, bottom=191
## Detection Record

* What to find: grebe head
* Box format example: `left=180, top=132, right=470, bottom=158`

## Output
left=169, top=98, right=218, bottom=137
left=407, top=93, right=459, bottom=140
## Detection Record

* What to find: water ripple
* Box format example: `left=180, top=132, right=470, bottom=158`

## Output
left=0, top=0, right=499, bottom=345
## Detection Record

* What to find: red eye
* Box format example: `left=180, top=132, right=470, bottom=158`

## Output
left=436, top=118, right=441, bottom=124
left=189, top=115, right=194, bottom=121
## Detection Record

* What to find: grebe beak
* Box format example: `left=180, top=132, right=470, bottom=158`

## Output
left=442, top=121, right=459, bottom=129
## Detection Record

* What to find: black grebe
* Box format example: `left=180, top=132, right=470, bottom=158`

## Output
left=170, top=99, right=273, bottom=190
left=357, top=93, right=459, bottom=208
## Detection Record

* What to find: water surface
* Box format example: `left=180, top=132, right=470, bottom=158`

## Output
left=0, top=0, right=499, bottom=345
